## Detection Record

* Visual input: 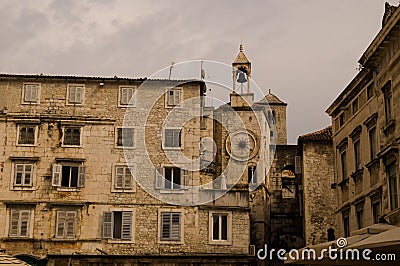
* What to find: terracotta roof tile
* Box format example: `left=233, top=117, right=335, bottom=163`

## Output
left=299, top=126, right=332, bottom=141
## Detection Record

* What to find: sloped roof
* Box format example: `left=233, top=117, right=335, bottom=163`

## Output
left=0, top=254, right=30, bottom=265
left=258, top=90, right=287, bottom=105
left=233, top=44, right=250, bottom=64
left=299, top=126, right=332, bottom=141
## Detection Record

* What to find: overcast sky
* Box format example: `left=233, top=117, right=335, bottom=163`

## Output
left=0, top=0, right=397, bottom=143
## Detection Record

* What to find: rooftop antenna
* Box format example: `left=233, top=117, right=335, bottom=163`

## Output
left=168, top=62, right=174, bottom=80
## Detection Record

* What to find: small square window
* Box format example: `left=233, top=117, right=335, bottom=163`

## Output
left=17, top=125, right=37, bottom=145
left=352, top=98, right=359, bottom=115
left=63, top=127, right=81, bottom=146
left=56, top=210, right=77, bottom=239
left=116, top=128, right=135, bottom=148
left=367, top=84, right=374, bottom=100
left=22, top=83, right=40, bottom=103
left=166, top=88, right=182, bottom=107
left=9, top=209, right=31, bottom=237
left=67, top=85, right=84, bottom=104
left=103, top=211, right=133, bottom=240
left=114, top=166, right=134, bottom=190
left=13, top=163, right=34, bottom=187
left=155, top=167, right=189, bottom=190
left=52, top=164, right=86, bottom=188
left=163, top=128, right=181, bottom=149
left=339, top=113, right=345, bottom=127
left=160, top=212, right=181, bottom=241
left=119, top=86, right=136, bottom=106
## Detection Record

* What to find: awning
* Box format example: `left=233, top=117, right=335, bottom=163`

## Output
left=284, top=224, right=400, bottom=265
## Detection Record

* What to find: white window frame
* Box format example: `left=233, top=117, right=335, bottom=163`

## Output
left=155, top=166, right=189, bottom=192
left=162, top=127, right=183, bottom=150
left=158, top=208, right=184, bottom=244
left=12, top=162, right=34, bottom=189
left=22, top=83, right=40, bottom=104
left=55, top=210, right=78, bottom=239
left=209, top=211, right=232, bottom=245
left=115, top=127, right=136, bottom=149
left=112, top=164, right=136, bottom=192
left=62, top=126, right=83, bottom=147
left=118, top=86, right=136, bottom=107
left=52, top=163, right=86, bottom=191
left=165, top=87, right=183, bottom=107
left=102, top=208, right=135, bottom=243
left=7, top=209, right=33, bottom=238
left=16, top=124, right=38, bottom=146
left=66, top=84, right=84, bottom=105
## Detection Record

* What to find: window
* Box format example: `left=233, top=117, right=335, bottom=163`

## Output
left=160, top=212, right=181, bottom=241
left=116, top=128, right=135, bottom=148
left=22, top=83, right=40, bottom=103
left=67, top=85, right=84, bottom=104
left=352, top=98, right=359, bottom=115
left=248, top=166, right=257, bottom=184
left=56, top=210, right=77, bottom=239
left=327, top=228, right=335, bottom=241
left=163, top=128, right=181, bottom=148
left=114, top=166, right=134, bottom=190
left=383, top=83, right=393, bottom=122
left=353, top=140, right=361, bottom=171
left=9, top=209, right=31, bottom=237
left=367, top=84, right=374, bottom=100
left=155, top=167, right=188, bottom=190
left=62, top=126, right=81, bottom=146
left=212, top=213, right=228, bottom=241
left=339, top=113, right=345, bottom=127
left=17, top=125, right=37, bottom=145
left=13, top=163, right=33, bottom=187
left=340, top=151, right=347, bottom=179
left=368, top=127, right=377, bottom=161
left=52, top=164, right=86, bottom=188
left=342, top=211, right=350, bottom=237
left=119, top=86, right=136, bottom=106
left=356, top=203, right=364, bottom=229
left=372, top=200, right=381, bottom=224
left=388, top=163, right=398, bottom=210
left=166, top=88, right=182, bottom=106
left=103, top=211, right=133, bottom=240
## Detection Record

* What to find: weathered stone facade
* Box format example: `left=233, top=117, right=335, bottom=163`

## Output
left=0, top=74, right=254, bottom=265
left=326, top=2, right=400, bottom=238
left=298, top=127, right=336, bottom=246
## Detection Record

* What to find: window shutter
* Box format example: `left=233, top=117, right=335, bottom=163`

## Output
left=161, top=213, right=171, bottom=239
left=102, top=212, right=113, bottom=239
left=77, top=166, right=86, bottom=187
left=31, top=86, right=38, bottom=101
left=19, top=210, right=30, bottom=237
left=295, top=156, right=301, bottom=174
left=174, top=90, right=180, bottom=105
left=165, top=129, right=173, bottom=147
left=115, top=167, right=124, bottom=189
left=121, top=88, right=128, bottom=105
left=24, top=164, right=32, bottom=186
left=124, top=167, right=133, bottom=189
left=155, top=168, right=164, bottom=189
left=9, top=210, right=19, bottom=236
left=69, top=87, right=76, bottom=103
left=24, top=86, right=30, bottom=102
left=76, top=87, right=82, bottom=103
left=182, top=170, right=189, bottom=188
left=66, top=211, right=76, bottom=238
left=168, top=90, right=174, bottom=105
left=121, top=211, right=132, bottom=240
left=173, top=130, right=180, bottom=147
left=171, top=213, right=181, bottom=240
left=56, top=211, right=66, bottom=238
left=52, top=164, right=62, bottom=187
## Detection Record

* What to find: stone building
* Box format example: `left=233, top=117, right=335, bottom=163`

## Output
left=325, top=0, right=400, bottom=255
left=0, top=45, right=278, bottom=265
left=298, top=126, right=336, bottom=246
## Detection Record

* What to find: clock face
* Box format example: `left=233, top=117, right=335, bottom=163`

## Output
left=226, top=131, right=257, bottom=161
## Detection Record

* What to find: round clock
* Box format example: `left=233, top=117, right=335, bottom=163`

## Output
left=226, top=131, right=257, bottom=161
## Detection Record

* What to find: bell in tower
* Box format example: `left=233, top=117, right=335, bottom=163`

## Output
left=232, top=43, right=251, bottom=94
